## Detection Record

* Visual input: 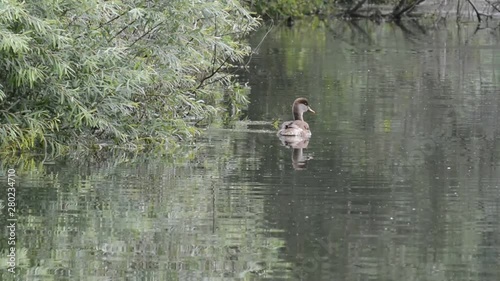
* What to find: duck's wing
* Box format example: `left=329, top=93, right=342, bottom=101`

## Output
left=277, top=120, right=311, bottom=137
left=278, top=121, right=304, bottom=136
left=280, top=120, right=295, bottom=130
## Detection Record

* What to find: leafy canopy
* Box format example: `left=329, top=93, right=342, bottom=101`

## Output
left=0, top=0, right=259, bottom=153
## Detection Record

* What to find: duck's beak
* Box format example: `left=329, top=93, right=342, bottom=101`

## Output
left=308, top=107, right=315, bottom=114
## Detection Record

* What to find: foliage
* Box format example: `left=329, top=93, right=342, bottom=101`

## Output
left=0, top=0, right=259, bottom=153
left=247, top=0, right=328, bottom=18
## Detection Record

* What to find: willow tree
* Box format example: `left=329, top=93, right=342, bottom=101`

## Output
left=0, top=0, right=259, bottom=153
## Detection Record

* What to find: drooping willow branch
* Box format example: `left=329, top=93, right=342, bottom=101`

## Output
left=195, top=56, right=231, bottom=90
left=129, top=21, right=165, bottom=48
left=74, top=10, right=130, bottom=39
left=195, top=17, right=254, bottom=90
left=109, top=19, right=137, bottom=43
left=244, top=20, right=274, bottom=69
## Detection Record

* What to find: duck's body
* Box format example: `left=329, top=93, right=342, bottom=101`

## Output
left=278, top=120, right=311, bottom=137
left=277, top=98, right=315, bottom=137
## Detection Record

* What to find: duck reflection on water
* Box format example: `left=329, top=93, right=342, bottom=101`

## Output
left=279, top=136, right=313, bottom=170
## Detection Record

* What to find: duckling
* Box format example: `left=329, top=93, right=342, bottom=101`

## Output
left=277, top=98, right=315, bottom=137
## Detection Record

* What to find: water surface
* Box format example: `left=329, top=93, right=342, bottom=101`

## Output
left=1, top=19, right=500, bottom=280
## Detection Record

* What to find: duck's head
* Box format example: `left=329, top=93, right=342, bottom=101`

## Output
left=293, top=98, right=315, bottom=120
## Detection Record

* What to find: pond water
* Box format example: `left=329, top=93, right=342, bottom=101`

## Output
left=2, top=19, right=500, bottom=280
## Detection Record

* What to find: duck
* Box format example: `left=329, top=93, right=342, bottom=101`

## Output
left=277, top=98, right=315, bottom=137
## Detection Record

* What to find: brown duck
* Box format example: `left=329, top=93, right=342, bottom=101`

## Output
left=277, top=98, right=315, bottom=137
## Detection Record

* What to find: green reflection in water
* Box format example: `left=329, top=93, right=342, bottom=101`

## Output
left=1, top=18, right=500, bottom=281
left=0, top=144, right=290, bottom=280
left=244, top=18, right=500, bottom=281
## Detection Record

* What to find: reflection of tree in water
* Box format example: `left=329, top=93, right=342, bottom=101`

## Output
left=336, top=0, right=499, bottom=22
left=244, top=19, right=500, bottom=281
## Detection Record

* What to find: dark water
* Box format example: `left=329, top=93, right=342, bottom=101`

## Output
left=2, top=19, right=500, bottom=280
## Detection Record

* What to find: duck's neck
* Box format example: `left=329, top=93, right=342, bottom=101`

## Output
left=293, top=111, right=303, bottom=121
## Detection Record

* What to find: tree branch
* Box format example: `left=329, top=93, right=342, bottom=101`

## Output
left=129, top=21, right=164, bottom=48
left=345, top=0, right=368, bottom=15
left=109, top=19, right=137, bottom=43
left=244, top=20, right=274, bottom=69
left=466, top=0, right=482, bottom=21
left=74, top=10, right=130, bottom=40
left=484, top=0, right=500, bottom=13
left=393, top=0, right=426, bottom=19
left=196, top=56, right=231, bottom=90
left=99, top=10, right=130, bottom=29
